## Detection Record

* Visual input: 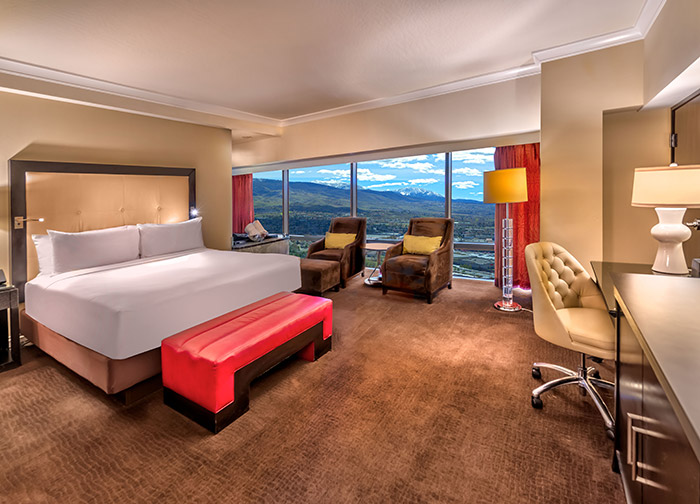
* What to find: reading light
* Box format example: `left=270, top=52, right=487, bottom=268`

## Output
left=14, top=216, right=44, bottom=230
left=631, top=164, right=700, bottom=274
left=190, top=208, right=199, bottom=218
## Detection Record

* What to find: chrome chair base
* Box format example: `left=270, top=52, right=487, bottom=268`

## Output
left=531, top=353, right=615, bottom=440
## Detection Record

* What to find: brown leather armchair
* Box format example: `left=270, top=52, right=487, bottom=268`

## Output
left=307, top=217, right=366, bottom=287
left=380, top=218, right=453, bottom=303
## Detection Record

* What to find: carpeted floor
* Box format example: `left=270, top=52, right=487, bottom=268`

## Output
left=0, top=276, right=622, bottom=503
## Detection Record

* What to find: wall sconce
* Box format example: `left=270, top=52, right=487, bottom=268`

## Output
left=14, top=217, right=44, bottom=230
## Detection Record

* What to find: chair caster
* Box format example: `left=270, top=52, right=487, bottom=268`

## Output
left=606, top=428, right=615, bottom=441
left=591, top=369, right=601, bottom=379
left=579, top=385, right=587, bottom=396
left=589, top=356, right=603, bottom=364
left=531, top=367, right=541, bottom=379
left=531, top=396, right=543, bottom=409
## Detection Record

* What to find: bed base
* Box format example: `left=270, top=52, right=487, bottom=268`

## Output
left=20, top=310, right=162, bottom=403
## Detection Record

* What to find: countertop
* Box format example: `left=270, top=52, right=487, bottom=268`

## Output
left=613, top=273, right=700, bottom=458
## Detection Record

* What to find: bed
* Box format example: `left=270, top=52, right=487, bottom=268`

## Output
left=11, top=160, right=301, bottom=398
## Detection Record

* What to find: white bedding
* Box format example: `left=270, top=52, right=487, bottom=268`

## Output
left=25, top=248, right=301, bottom=359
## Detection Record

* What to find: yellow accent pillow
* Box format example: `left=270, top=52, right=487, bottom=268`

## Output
left=325, top=232, right=356, bottom=249
left=403, top=234, right=443, bottom=255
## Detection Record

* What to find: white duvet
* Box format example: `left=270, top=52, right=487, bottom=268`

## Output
left=25, top=248, right=301, bottom=359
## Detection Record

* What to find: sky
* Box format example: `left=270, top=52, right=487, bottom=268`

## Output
left=255, top=147, right=495, bottom=201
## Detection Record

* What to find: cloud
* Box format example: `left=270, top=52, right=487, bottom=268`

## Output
left=409, top=178, right=438, bottom=185
left=451, top=148, right=495, bottom=164
left=376, top=157, right=443, bottom=175
left=452, top=167, right=482, bottom=176
left=357, top=168, right=395, bottom=182
left=363, top=181, right=408, bottom=189
left=317, top=169, right=350, bottom=178
left=290, top=170, right=305, bottom=175
left=453, top=181, right=479, bottom=189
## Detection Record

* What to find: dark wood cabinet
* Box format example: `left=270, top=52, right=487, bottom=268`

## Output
left=614, top=275, right=700, bottom=504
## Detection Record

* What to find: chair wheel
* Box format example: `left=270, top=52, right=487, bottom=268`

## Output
left=531, top=367, right=541, bottom=379
left=591, top=370, right=601, bottom=379
left=606, top=428, right=615, bottom=441
left=579, top=385, right=587, bottom=396
left=590, top=356, right=603, bottom=364
left=531, top=396, right=543, bottom=409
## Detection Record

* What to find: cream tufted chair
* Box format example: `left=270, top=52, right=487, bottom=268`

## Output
left=525, top=242, right=615, bottom=438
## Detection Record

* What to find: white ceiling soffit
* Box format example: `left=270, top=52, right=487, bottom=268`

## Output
left=0, top=0, right=665, bottom=129
left=643, top=56, right=700, bottom=110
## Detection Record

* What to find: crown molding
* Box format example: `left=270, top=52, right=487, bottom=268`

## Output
left=532, top=0, right=665, bottom=64
left=0, top=0, right=667, bottom=128
left=279, top=64, right=541, bottom=127
left=0, top=57, right=280, bottom=126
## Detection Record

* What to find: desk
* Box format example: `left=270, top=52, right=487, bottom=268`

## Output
left=0, top=285, right=20, bottom=372
left=590, top=261, right=653, bottom=315
left=614, top=273, right=700, bottom=502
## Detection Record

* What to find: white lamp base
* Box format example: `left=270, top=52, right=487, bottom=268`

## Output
left=651, top=207, right=691, bottom=275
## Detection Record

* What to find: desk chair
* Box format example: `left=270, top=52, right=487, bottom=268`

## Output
left=524, top=242, right=615, bottom=439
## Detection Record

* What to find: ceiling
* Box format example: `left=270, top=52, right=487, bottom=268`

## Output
left=0, top=0, right=657, bottom=125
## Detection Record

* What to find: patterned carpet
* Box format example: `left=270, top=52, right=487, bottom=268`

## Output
left=0, top=276, right=623, bottom=503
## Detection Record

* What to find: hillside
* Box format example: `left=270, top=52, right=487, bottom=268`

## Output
left=253, top=178, right=494, bottom=242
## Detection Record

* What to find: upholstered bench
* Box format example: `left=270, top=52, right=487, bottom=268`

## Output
left=299, top=258, right=341, bottom=295
left=161, top=292, right=333, bottom=433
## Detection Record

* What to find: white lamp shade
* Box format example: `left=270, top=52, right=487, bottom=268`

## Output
left=631, top=165, right=700, bottom=208
left=483, top=167, right=528, bottom=204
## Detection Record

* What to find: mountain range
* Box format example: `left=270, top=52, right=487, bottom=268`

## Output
left=252, top=178, right=494, bottom=241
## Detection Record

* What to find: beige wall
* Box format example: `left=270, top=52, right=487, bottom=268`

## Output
left=603, top=107, right=700, bottom=266
left=540, top=42, right=644, bottom=273
left=644, top=0, right=700, bottom=104
left=234, top=74, right=541, bottom=167
left=0, top=91, right=233, bottom=282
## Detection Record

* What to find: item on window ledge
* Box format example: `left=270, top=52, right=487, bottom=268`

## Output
left=244, top=222, right=262, bottom=242
left=692, top=258, right=700, bottom=278
left=253, top=220, right=268, bottom=239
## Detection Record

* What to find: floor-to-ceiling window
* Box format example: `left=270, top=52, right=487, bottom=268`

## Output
left=289, top=164, right=351, bottom=257
left=450, top=148, right=496, bottom=279
left=357, top=154, right=446, bottom=267
left=248, top=147, right=496, bottom=278
left=357, top=154, right=446, bottom=239
left=252, top=171, right=283, bottom=234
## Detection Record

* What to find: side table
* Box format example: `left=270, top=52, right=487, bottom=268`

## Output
left=362, top=243, right=395, bottom=286
left=0, top=285, right=20, bottom=372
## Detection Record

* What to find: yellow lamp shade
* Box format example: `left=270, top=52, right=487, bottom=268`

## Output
left=483, top=167, right=528, bottom=204
left=631, top=165, right=700, bottom=208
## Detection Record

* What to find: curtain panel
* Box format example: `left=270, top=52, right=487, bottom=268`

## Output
left=493, top=143, right=540, bottom=289
left=232, top=174, right=254, bottom=234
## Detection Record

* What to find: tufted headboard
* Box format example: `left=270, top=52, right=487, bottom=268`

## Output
left=10, top=160, right=196, bottom=300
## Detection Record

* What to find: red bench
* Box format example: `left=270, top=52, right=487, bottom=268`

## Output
left=161, top=292, right=333, bottom=433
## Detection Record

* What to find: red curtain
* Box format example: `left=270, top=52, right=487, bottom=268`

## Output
left=494, top=143, right=540, bottom=289
left=232, top=174, right=254, bottom=234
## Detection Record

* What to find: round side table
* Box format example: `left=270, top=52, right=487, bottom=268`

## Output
left=362, top=242, right=395, bottom=286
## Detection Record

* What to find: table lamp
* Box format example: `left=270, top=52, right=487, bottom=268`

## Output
left=631, top=165, right=700, bottom=274
left=483, top=167, right=528, bottom=311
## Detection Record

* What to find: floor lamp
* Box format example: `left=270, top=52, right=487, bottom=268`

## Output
left=483, top=167, right=528, bottom=312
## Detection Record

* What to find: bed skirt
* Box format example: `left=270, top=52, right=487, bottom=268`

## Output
left=20, top=310, right=161, bottom=395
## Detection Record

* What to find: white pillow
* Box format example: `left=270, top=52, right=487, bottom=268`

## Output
left=31, top=234, right=54, bottom=275
left=137, top=217, right=204, bottom=258
left=49, top=226, right=140, bottom=274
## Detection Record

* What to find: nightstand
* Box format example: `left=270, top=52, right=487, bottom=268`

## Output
left=0, top=285, right=20, bottom=372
